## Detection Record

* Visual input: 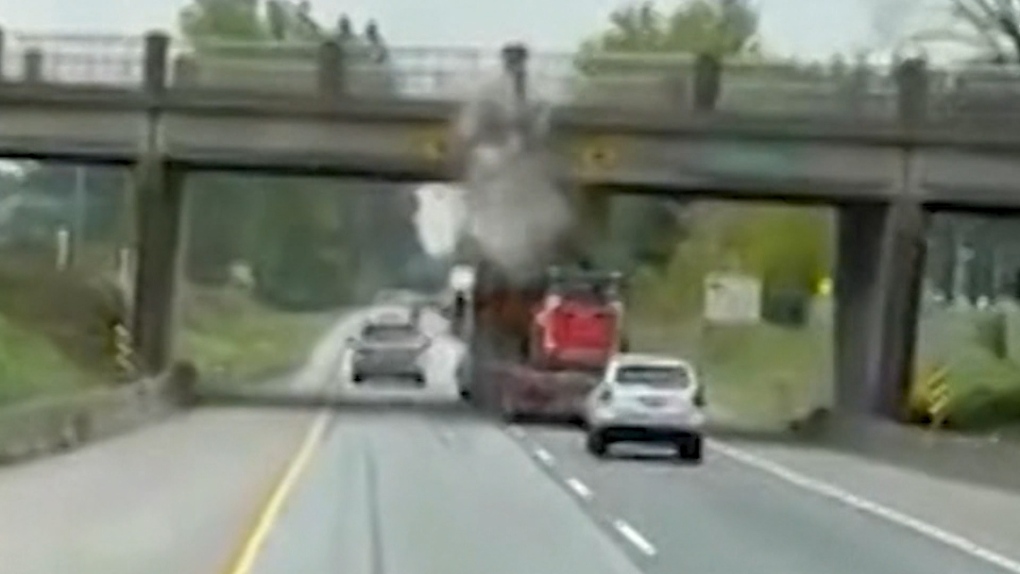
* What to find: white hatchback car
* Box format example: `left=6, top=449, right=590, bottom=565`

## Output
left=583, top=353, right=706, bottom=462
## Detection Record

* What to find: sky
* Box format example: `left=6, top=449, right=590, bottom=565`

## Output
left=0, top=0, right=970, bottom=61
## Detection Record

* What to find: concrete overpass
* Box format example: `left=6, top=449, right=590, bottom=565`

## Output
left=4, top=30, right=1020, bottom=419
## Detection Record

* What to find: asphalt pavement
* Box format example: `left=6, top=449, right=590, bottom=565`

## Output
left=237, top=306, right=1020, bottom=574
left=4, top=304, right=1020, bottom=574
left=522, top=427, right=1020, bottom=574
left=0, top=307, right=364, bottom=574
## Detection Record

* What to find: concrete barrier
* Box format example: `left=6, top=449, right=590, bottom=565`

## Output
left=0, top=373, right=185, bottom=466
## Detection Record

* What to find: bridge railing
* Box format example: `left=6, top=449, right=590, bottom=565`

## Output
left=2, top=29, right=1020, bottom=124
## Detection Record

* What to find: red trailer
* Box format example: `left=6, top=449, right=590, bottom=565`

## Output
left=451, top=265, right=627, bottom=422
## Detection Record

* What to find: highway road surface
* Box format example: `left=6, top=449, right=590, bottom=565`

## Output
left=3, top=306, right=1020, bottom=574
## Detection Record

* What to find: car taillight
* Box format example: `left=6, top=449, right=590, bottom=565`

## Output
left=598, top=389, right=613, bottom=403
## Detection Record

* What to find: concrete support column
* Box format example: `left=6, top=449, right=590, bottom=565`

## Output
left=131, top=160, right=186, bottom=375
left=834, top=199, right=927, bottom=418
left=578, top=187, right=612, bottom=265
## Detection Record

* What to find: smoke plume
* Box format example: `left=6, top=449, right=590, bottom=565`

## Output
left=414, top=69, right=575, bottom=284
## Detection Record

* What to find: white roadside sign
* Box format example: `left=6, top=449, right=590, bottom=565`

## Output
left=703, top=272, right=762, bottom=324
left=449, top=265, right=476, bottom=291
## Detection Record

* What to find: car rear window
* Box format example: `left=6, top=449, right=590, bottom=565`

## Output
left=362, top=324, right=416, bottom=341
left=615, top=365, right=691, bottom=388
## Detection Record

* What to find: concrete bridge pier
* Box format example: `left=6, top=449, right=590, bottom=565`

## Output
left=130, top=159, right=187, bottom=376
left=578, top=188, right=612, bottom=265
left=834, top=199, right=928, bottom=419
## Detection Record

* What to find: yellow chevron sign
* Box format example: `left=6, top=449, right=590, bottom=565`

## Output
left=925, top=365, right=951, bottom=428
left=411, top=127, right=449, bottom=162
left=575, top=136, right=620, bottom=178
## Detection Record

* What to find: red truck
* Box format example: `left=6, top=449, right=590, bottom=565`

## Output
left=450, top=265, right=627, bottom=422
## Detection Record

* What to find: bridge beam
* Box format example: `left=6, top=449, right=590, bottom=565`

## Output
left=131, top=159, right=187, bottom=376
left=834, top=199, right=927, bottom=418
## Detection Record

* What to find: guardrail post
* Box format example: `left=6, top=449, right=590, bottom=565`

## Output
left=317, top=38, right=345, bottom=100
left=0, top=28, right=6, bottom=81
left=693, top=53, right=721, bottom=112
left=896, top=57, right=929, bottom=127
left=845, top=61, right=870, bottom=116
left=142, top=31, right=170, bottom=94
left=23, top=48, right=43, bottom=84
left=171, top=55, right=199, bottom=88
left=501, top=43, right=529, bottom=104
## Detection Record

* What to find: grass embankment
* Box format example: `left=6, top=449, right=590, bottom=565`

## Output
left=630, top=304, right=1020, bottom=432
left=179, top=285, right=336, bottom=382
left=0, top=247, right=335, bottom=404
left=628, top=315, right=830, bottom=428
left=0, top=253, right=118, bottom=405
left=911, top=308, right=1020, bottom=431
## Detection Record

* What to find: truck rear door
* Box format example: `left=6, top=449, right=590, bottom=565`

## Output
left=547, top=300, right=617, bottom=365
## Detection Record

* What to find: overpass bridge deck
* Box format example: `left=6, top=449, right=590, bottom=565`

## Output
left=2, top=32, right=1020, bottom=207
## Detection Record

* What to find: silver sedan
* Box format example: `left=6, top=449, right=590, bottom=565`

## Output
left=348, top=322, right=430, bottom=386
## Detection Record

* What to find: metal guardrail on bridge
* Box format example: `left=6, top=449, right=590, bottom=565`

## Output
left=3, top=28, right=1020, bottom=124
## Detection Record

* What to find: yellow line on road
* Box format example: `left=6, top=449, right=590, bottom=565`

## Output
left=223, top=412, right=331, bottom=574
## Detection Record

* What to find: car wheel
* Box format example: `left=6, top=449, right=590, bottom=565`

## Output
left=677, top=434, right=703, bottom=463
left=586, top=431, right=609, bottom=458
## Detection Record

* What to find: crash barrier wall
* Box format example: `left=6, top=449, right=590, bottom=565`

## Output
left=0, top=370, right=194, bottom=466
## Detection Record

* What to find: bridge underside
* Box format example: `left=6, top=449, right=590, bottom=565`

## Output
left=122, top=163, right=928, bottom=421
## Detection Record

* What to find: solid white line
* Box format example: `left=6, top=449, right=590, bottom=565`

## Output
left=565, top=477, right=594, bottom=500
left=613, top=519, right=657, bottom=556
left=533, top=447, right=555, bottom=466
left=710, top=440, right=1020, bottom=574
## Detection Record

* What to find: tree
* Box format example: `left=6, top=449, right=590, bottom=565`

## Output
left=573, top=0, right=761, bottom=275
left=576, top=1, right=832, bottom=318
left=946, top=0, right=1020, bottom=62
left=579, top=0, right=759, bottom=59
left=176, top=0, right=424, bottom=307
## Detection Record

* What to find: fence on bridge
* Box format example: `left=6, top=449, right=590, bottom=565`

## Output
left=1, top=29, right=1020, bottom=123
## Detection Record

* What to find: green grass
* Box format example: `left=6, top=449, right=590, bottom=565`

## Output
left=630, top=304, right=1020, bottom=431
left=628, top=316, right=831, bottom=428
left=0, top=245, right=338, bottom=405
left=179, top=285, right=336, bottom=382
left=0, top=313, right=97, bottom=405
left=912, top=307, right=1020, bottom=430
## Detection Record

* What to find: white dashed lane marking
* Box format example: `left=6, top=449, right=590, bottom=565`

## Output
left=533, top=447, right=555, bottom=466
left=565, top=477, right=594, bottom=500
left=613, top=519, right=657, bottom=556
